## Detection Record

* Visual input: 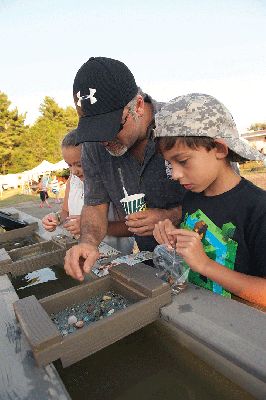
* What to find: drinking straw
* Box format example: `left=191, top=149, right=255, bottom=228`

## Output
left=118, top=168, right=128, bottom=197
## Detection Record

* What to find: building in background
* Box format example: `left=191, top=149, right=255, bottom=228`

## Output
left=242, top=130, right=266, bottom=155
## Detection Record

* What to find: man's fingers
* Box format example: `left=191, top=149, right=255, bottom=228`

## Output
left=64, top=247, right=85, bottom=281
left=64, top=259, right=84, bottom=281
left=128, top=224, right=153, bottom=234
left=83, top=257, right=95, bottom=273
left=126, top=211, right=147, bottom=221
left=126, top=219, right=149, bottom=228
left=64, top=244, right=100, bottom=280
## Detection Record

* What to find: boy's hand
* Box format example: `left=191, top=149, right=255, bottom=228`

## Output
left=42, top=213, right=58, bottom=232
left=125, top=209, right=174, bottom=236
left=64, top=243, right=100, bottom=281
left=153, top=218, right=177, bottom=247
left=169, top=228, right=209, bottom=273
left=63, top=215, right=81, bottom=236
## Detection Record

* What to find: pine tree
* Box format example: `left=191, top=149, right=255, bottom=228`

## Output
left=0, top=92, right=27, bottom=174
left=10, top=96, right=78, bottom=173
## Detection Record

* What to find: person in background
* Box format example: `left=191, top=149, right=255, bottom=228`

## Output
left=50, top=174, right=61, bottom=203
left=42, top=129, right=134, bottom=254
left=153, top=93, right=266, bottom=307
left=38, top=174, right=51, bottom=208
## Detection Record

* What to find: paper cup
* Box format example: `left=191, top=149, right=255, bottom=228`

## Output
left=120, top=193, right=146, bottom=215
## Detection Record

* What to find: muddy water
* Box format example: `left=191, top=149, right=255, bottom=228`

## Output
left=12, top=268, right=254, bottom=400
left=54, top=321, right=254, bottom=400
left=11, top=264, right=81, bottom=299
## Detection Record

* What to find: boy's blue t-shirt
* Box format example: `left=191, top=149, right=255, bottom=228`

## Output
left=180, top=178, right=266, bottom=297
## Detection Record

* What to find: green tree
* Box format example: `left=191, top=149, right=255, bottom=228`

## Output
left=11, top=120, right=67, bottom=172
left=38, top=96, right=78, bottom=130
left=0, top=92, right=27, bottom=174
left=38, top=96, right=64, bottom=122
left=10, top=97, right=78, bottom=173
left=63, top=106, right=79, bottom=130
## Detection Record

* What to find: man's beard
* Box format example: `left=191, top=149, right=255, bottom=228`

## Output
left=103, top=140, right=128, bottom=157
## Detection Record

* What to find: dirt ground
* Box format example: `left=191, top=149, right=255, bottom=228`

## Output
left=0, top=196, right=60, bottom=220
left=0, top=187, right=64, bottom=217
left=241, top=171, right=266, bottom=190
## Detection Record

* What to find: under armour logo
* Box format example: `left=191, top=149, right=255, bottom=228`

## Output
left=76, top=89, right=97, bottom=107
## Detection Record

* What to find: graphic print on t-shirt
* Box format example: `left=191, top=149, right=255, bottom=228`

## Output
left=180, top=209, right=238, bottom=298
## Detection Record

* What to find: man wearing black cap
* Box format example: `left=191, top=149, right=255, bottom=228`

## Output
left=64, top=57, right=185, bottom=281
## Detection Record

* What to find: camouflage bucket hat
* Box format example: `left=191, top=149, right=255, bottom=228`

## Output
left=154, top=93, right=264, bottom=162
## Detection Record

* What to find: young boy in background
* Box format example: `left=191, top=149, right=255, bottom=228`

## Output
left=153, top=93, right=266, bottom=307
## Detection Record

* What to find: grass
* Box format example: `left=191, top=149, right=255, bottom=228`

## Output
left=0, top=188, right=39, bottom=207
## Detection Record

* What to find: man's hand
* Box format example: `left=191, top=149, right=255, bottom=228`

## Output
left=63, top=215, right=81, bottom=236
left=64, top=243, right=100, bottom=281
left=125, top=208, right=180, bottom=236
left=42, top=213, right=58, bottom=232
left=153, top=218, right=177, bottom=247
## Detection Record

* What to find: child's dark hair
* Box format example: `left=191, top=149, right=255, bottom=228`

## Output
left=61, top=129, right=78, bottom=148
left=156, top=136, right=242, bottom=162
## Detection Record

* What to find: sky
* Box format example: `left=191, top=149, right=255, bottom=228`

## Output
left=0, top=0, right=265, bottom=133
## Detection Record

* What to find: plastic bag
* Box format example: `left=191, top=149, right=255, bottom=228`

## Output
left=153, top=244, right=190, bottom=292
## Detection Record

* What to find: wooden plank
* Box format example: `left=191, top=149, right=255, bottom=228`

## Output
left=0, top=242, right=66, bottom=277
left=0, top=274, right=70, bottom=400
left=0, top=248, right=12, bottom=275
left=112, top=279, right=147, bottom=301
left=0, top=211, right=28, bottom=230
left=0, top=248, right=11, bottom=263
left=8, top=241, right=64, bottom=261
left=13, top=295, right=62, bottom=351
left=111, top=262, right=171, bottom=297
left=10, top=249, right=66, bottom=277
left=0, top=222, right=38, bottom=243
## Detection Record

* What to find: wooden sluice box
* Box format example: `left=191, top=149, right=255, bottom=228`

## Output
left=0, top=220, right=39, bottom=245
left=14, top=263, right=172, bottom=367
left=0, top=240, right=66, bottom=276
left=0, top=210, right=30, bottom=231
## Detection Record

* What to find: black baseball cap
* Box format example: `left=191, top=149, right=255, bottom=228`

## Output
left=73, top=57, right=138, bottom=143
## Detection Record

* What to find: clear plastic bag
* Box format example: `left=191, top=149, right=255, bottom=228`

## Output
left=153, top=244, right=190, bottom=292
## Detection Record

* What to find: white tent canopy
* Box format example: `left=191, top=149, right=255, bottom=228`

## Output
left=30, top=160, right=56, bottom=175
left=52, top=160, right=68, bottom=171
left=0, top=160, right=69, bottom=189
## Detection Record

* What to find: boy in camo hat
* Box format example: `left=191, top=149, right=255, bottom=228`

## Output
left=153, top=93, right=266, bottom=307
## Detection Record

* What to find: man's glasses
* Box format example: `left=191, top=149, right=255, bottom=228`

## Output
left=118, top=111, right=130, bottom=133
